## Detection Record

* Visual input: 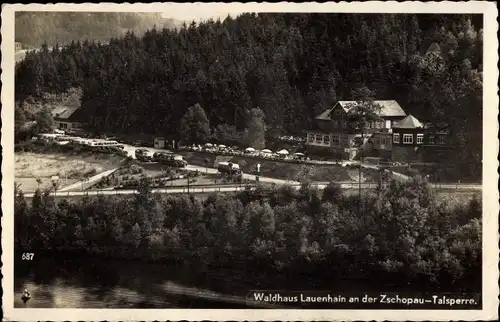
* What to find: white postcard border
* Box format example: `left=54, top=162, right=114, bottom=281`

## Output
left=2, top=2, right=498, bottom=321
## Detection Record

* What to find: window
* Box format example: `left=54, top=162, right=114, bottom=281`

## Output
left=375, top=138, right=380, bottom=145
left=342, top=136, right=350, bottom=147
left=393, top=133, right=400, bottom=144
left=428, top=135, right=435, bottom=144
left=323, top=135, right=330, bottom=145
left=308, top=134, right=314, bottom=143
left=342, top=121, right=348, bottom=129
left=403, top=134, right=414, bottom=144
left=437, top=135, right=446, bottom=145
left=333, top=121, right=339, bottom=128
left=417, top=134, right=424, bottom=144
left=332, top=134, right=340, bottom=146
left=315, top=135, right=323, bottom=143
left=376, top=121, right=382, bottom=129
left=334, top=109, right=341, bottom=116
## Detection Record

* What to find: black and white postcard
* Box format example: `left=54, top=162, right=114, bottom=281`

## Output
left=2, top=2, right=498, bottom=321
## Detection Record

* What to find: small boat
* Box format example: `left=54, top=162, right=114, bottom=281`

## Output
left=21, top=289, right=31, bottom=302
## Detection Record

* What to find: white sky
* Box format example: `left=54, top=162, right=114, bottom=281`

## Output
left=161, top=3, right=249, bottom=22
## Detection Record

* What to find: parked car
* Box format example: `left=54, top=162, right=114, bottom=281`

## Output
left=135, top=149, right=153, bottom=162
left=153, top=153, right=188, bottom=167
left=160, top=154, right=188, bottom=167
left=153, top=151, right=173, bottom=163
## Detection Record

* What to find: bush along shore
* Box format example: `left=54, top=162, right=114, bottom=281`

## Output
left=15, top=176, right=481, bottom=292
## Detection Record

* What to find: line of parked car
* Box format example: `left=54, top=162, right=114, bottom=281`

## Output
left=185, top=143, right=310, bottom=162
left=135, top=149, right=188, bottom=168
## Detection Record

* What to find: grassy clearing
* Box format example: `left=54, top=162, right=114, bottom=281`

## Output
left=165, top=175, right=221, bottom=187
left=15, top=177, right=81, bottom=193
left=15, top=152, right=124, bottom=192
left=181, top=151, right=379, bottom=182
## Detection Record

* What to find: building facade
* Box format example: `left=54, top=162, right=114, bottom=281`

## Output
left=306, top=101, right=451, bottom=162
left=306, top=100, right=407, bottom=160
left=391, top=114, right=451, bottom=163
left=51, top=105, right=86, bottom=132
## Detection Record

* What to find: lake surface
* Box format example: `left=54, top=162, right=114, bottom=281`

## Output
left=14, top=256, right=261, bottom=308
left=14, top=255, right=480, bottom=309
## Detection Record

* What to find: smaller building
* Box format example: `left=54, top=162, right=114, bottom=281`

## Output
left=391, top=114, right=451, bottom=163
left=154, top=137, right=166, bottom=149
left=391, top=115, right=425, bottom=162
left=51, top=105, right=86, bottom=132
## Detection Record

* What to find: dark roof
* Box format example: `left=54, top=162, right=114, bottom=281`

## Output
left=315, top=108, right=336, bottom=121
left=51, top=106, right=80, bottom=120
left=426, top=42, right=441, bottom=55
left=315, top=100, right=406, bottom=120
left=392, top=114, right=424, bottom=129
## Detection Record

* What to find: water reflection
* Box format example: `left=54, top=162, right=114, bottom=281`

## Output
left=15, top=257, right=255, bottom=308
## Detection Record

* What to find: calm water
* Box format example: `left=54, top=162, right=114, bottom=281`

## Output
left=14, top=256, right=260, bottom=308
left=15, top=256, right=479, bottom=309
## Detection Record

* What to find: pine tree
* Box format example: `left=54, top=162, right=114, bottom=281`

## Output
left=245, top=108, right=266, bottom=149
left=179, top=103, right=211, bottom=145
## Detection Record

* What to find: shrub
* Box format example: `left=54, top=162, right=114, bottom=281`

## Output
left=14, top=178, right=482, bottom=292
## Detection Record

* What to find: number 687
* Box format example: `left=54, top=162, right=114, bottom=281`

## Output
left=22, top=253, right=34, bottom=260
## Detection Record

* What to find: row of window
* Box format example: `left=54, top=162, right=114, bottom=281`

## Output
left=329, top=120, right=385, bottom=129
left=393, top=133, right=446, bottom=144
left=373, top=137, right=391, bottom=145
left=308, top=134, right=349, bottom=146
left=331, top=121, right=348, bottom=129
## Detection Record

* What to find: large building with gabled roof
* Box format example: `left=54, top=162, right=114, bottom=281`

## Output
left=306, top=100, right=407, bottom=160
left=306, top=100, right=451, bottom=162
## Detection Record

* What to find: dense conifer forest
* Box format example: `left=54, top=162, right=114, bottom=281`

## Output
left=15, top=13, right=483, bottom=179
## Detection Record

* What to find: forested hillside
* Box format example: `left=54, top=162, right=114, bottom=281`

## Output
left=15, top=13, right=483, bottom=178
left=15, top=12, right=181, bottom=47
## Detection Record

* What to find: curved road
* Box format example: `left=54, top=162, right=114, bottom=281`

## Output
left=52, top=140, right=478, bottom=195
left=24, top=182, right=482, bottom=198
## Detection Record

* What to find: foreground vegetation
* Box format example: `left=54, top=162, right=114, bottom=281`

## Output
left=15, top=176, right=481, bottom=291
